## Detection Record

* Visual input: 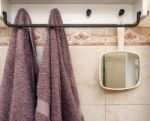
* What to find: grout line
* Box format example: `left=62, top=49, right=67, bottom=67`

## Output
left=105, top=28, right=107, bottom=121
left=105, top=89, right=106, bottom=121
left=106, top=104, right=150, bottom=106
left=80, top=104, right=150, bottom=106
left=80, top=104, right=106, bottom=106
left=104, top=28, right=107, bottom=121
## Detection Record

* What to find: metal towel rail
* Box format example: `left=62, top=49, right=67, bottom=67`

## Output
left=2, top=10, right=141, bottom=28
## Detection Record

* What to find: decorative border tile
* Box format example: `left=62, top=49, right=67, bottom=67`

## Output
left=0, top=28, right=11, bottom=46
left=0, top=23, right=150, bottom=46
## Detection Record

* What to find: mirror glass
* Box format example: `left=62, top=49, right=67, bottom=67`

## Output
left=100, top=52, right=140, bottom=90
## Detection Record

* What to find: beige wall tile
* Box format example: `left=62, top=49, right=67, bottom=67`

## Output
left=70, top=46, right=105, bottom=84
left=106, top=81, right=150, bottom=104
left=77, top=82, right=105, bottom=105
left=105, top=46, right=118, bottom=52
left=81, top=105, right=105, bottom=121
left=70, top=46, right=106, bottom=104
left=0, top=46, right=8, bottom=85
left=36, top=46, right=44, bottom=65
left=106, top=105, right=150, bottom=121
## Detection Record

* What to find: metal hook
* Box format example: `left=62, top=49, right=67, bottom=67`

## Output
left=86, top=9, right=92, bottom=17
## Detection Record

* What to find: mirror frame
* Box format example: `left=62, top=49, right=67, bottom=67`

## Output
left=99, top=51, right=141, bottom=91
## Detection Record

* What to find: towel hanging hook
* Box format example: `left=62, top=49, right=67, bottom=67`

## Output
left=2, top=10, right=141, bottom=28
left=119, top=9, right=125, bottom=16
left=86, top=9, right=92, bottom=17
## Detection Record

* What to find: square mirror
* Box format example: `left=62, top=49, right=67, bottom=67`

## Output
left=99, top=51, right=140, bottom=90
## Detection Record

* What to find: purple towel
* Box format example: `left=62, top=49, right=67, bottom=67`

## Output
left=0, top=8, right=38, bottom=121
left=35, top=8, right=84, bottom=121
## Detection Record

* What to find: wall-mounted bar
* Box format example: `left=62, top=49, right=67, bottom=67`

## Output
left=3, top=11, right=141, bottom=28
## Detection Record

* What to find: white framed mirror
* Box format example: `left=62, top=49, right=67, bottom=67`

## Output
left=99, top=51, right=141, bottom=90
left=99, top=27, right=141, bottom=90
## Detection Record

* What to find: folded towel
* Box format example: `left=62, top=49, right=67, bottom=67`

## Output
left=0, top=8, right=39, bottom=121
left=35, top=8, right=84, bottom=121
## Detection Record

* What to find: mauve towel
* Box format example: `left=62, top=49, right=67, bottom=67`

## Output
left=35, top=8, right=84, bottom=121
left=0, top=8, right=38, bottom=121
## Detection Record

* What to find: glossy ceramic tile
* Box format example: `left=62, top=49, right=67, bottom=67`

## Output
left=0, top=47, right=8, bottom=85
left=106, top=105, right=150, bottom=121
left=106, top=81, right=150, bottom=105
left=36, top=46, right=44, bottom=65
left=69, top=46, right=106, bottom=104
left=70, top=46, right=105, bottom=85
left=77, top=82, right=105, bottom=105
left=81, top=105, right=105, bottom=121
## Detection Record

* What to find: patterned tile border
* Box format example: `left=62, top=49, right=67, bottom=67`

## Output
left=0, top=25, right=150, bottom=46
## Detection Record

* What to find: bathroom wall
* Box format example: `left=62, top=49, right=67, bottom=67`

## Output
left=1, top=1, right=150, bottom=121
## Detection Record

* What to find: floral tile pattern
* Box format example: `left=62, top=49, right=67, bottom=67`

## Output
left=0, top=19, right=150, bottom=46
left=0, top=27, right=11, bottom=46
left=66, top=28, right=117, bottom=46
left=125, top=27, right=150, bottom=45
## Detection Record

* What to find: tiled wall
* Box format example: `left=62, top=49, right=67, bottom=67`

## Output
left=1, top=2, right=150, bottom=121
left=70, top=46, right=150, bottom=121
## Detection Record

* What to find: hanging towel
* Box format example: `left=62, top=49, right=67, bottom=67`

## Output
left=0, top=8, right=38, bottom=121
left=35, top=8, right=84, bottom=121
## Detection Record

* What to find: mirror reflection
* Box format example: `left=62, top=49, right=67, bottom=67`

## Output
left=101, top=52, right=140, bottom=90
